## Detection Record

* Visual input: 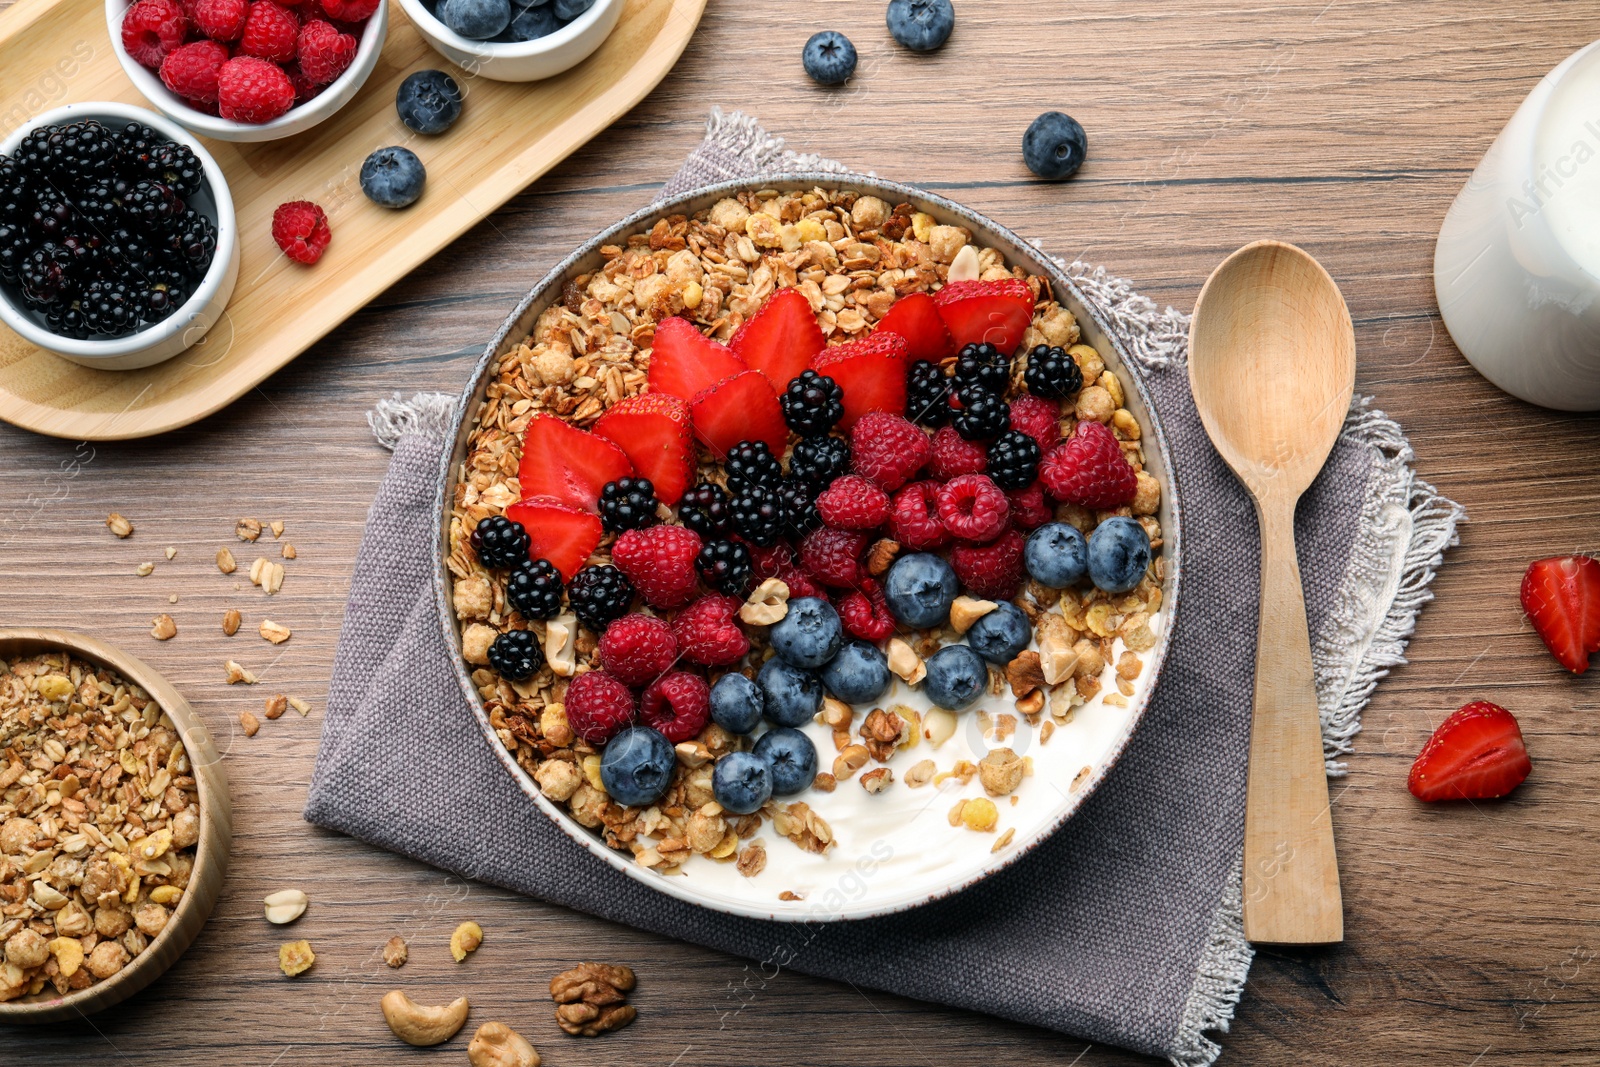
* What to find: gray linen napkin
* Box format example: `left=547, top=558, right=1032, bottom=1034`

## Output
left=305, top=110, right=1464, bottom=1066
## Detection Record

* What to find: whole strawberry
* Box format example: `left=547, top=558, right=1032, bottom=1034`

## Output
left=951, top=527, right=1026, bottom=600
left=611, top=525, right=702, bottom=610
left=672, top=595, right=749, bottom=666
left=564, top=670, right=635, bottom=745
left=816, top=474, right=891, bottom=531
left=850, top=412, right=931, bottom=491
left=639, top=671, right=711, bottom=743
left=887, top=480, right=950, bottom=551
left=597, top=613, right=678, bottom=688
left=1039, top=421, right=1137, bottom=509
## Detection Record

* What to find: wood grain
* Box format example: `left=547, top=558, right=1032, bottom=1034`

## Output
left=3, top=1, right=1600, bottom=1064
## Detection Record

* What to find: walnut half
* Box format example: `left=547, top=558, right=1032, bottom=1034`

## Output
left=550, top=962, right=637, bottom=1037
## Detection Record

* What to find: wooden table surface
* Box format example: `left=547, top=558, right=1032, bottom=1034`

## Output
left=4, top=1, right=1600, bottom=1064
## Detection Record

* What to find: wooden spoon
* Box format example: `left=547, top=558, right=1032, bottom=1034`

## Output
left=1188, top=240, right=1354, bottom=945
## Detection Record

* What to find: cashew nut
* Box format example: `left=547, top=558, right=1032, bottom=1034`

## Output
left=468, top=1022, right=540, bottom=1067
left=381, top=989, right=470, bottom=1046
left=263, top=889, right=308, bottom=924
left=949, top=595, right=998, bottom=634
left=739, top=577, right=789, bottom=626
left=886, top=638, right=925, bottom=684
left=544, top=614, right=577, bottom=677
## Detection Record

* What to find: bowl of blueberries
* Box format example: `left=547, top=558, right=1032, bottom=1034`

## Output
left=0, top=102, right=239, bottom=371
left=397, top=0, right=623, bottom=82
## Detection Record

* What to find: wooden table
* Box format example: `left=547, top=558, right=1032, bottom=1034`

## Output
left=4, top=1, right=1598, bottom=1063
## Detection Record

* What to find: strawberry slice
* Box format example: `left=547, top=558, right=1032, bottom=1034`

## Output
left=647, top=316, right=747, bottom=400
left=874, top=291, right=955, bottom=362
left=592, top=393, right=694, bottom=506
left=730, top=287, right=825, bottom=390
left=1408, top=700, right=1532, bottom=802
left=517, top=414, right=632, bottom=512
left=811, top=333, right=909, bottom=430
left=1521, top=555, right=1600, bottom=673
left=933, top=279, right=1036, bottom=353
left=689, top=369, right=787, bottom=457
left=503, top=497, right=603, bottom=579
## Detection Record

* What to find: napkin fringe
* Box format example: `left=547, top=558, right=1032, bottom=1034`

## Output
left=368, top=391, right=458, bottom=452
left=1064, top=261, right=1189, bottom=371
left=701, top=107, right=854, bottom=181
left=1170, top=860, right=1250, bottom=1067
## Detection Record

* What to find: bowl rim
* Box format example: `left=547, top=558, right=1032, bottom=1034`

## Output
left=396, top=0, right=620, bottom=59
left=432, top=174, right=1184, bottom=923
left=0, top=626, right=232, bottom=1020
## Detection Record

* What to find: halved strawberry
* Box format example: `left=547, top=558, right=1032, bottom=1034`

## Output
left=730, top=287, right=824, bottom=390
left=689, top=369, right=787, bottom=457
left=933, top=279, right=1036, bottom=353
left=503, top=497, right=603, bottom=579
left=517, top=414, right=632, bottom=512
left=1521, top=555, right=1600, bottom=673
left=647, top=316, right=747, bottom=400
left=592, top=393, right=694, bottom=506
left=1408, top=700, right=1532, bottom=802
left=874, top=291, right=955, bottom=362
left=811, top=333, right=909, bottom=430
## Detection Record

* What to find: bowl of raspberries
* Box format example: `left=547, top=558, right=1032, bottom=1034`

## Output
left=109, top=0, right=388, bottom=141
left=0, top=102, right=239, bottom=370
left=397, top=0, right=622, bottom=83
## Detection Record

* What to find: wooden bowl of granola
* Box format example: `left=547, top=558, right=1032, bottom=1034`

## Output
left=0, top=628, right=230, bottom=1022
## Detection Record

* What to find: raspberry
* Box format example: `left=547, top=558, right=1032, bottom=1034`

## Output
left=850, top=412, right=930, bottom=491
left=284, top=61, right=323, bottom=104
left=159, top=40, right=230, bottom=104
left=816, top=474, right=891, bottom=531
left=799, top=527, right=868, bottom=589
left=927, top=425, right=987, bottom=481
left=564, top=670, right=635, bottom=745
left=639, top=671, right=711, bottom=743
left=319, top=0, right=378, bottom=19
left=297, top=18, right=356, bottom=84
left=270, top=200, right=330, bottom=264
left=218, top=55, right=296, bottom=123
left=1008, top=394, right=1061, bottom=453
left=839, top=577, right=894, bottom=642
left=672, top=595, right=749, bottom=666
left=1039, top=421, right=1138, bottom=509
left=193, top=0, right=247, bottom=39
left=121, top=0, right=190, bottom=69
left=887, top=480, right=950, bottom=551
left=778, top=564, right=826, bottom=601
left=745, top=540, right=795, bottom=580
left=597, top=613, right=678, bottom=688
left=951, top=527, right=1026, bottom=600
left=1006, top=482, right=1052, bottom=530
left=240, top=1, right=300, bottom=63
left=937, top=474, right=1010, bottom=543
left=612, top=525, right=702, bottom=609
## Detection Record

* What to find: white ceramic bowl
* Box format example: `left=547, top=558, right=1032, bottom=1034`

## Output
left=0, top=102, right=240, bottom=371
left=397, top=0, right=622, bottom=83
left=107, top=0, right=387, bottom=142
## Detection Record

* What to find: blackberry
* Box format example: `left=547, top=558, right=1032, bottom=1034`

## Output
left=599, top=476, right=659, bottom=533
left=678, top=481, right=731, bottom=538
left=19, top=244, right=71, bottom=305
left=470, top=514, right=531, bottom=569
left=729, top=484, right=786, bottom=546
left=905, top=359, right=953, bottom=427
left=166, top=210, right=215, bottom=274
left=986, top=430, right=1042, bottom=490
left=114, top=122, right=162, bottom=161
left=787, top=434, right=851, bottom=484
left=13, top=128, right=52, bottom=175
left=46, top=121, right=118, bottom=181
left=28, top=198, right=73, bottom=241
left=506, top=558, right=565, bottom=620
left=122, top=181, right=183, bottom=231
left=696, top=539, right=753, bottom=597
left=99, top=227, right=158, bottom=274
left=1023, top=343, right=1084, bottom=400
left=778, top=476, right=821, bottom=537
left=0, top=157, right=31, bottom=227
left=724, top=440, right=785, bottom=491
left=73, top=177, right=127, bottom=232
left=44, top=301, right=90, bottom=340
left=952, top=342, right=1011, bottom=402
left=0, top=222, right=29, bottom=283
left=146, top=143, right=204, bottom=198
left=568, top=564, right=635, bottom=632
left=79, top=279, right=142, bottom=336
left=487, top=629, right=543, bottom=681
left=780, top=369, right=844, bottom=436
left=954, top=391, right=1011, bottom=441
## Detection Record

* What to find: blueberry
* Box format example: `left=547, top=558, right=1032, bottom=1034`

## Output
left=395, top=70, right=462, bottom=136
left=757, top=658, right=824, bottom=727
left=359, top=147, right=426, bottom=209
left=710, top=673, right=764, bottom=735
left=598, top=725, right=674, bottom=807
left=769, top=597, right=843, bottom=669
left=440, top=0, right=511, bottom=38
left=820, top=640, right=892, bottom=704
left=885, top=0, right=953, bottom=52
left=1087, top=516, right=1151, bottom=593
left=508, top=2, right=557, bottom=39
left=712, top=751, right=773, bottom=814
left=1025, top=522, right=1088, bottom=589
left=753, top=727, right=817, bottom=795
left=802, top=30, right=856, bottom=86
left=1023, top=111, right=1088, bottom=181
left=883, top=553, right=958, bottom=629
left=923, top=645, right=987, bottom=710
left=552, top=0, right=593, bottom=18
left=966, top=602, right=1031, bottom=665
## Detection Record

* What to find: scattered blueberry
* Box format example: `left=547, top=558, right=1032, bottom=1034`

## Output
left=966, top=602, right=1032, bottom=665
left=1087, top=516, right=1151, bottom=593
left=1023, top=111, right=1088, bottom=181
left=757, top=658, right=824, bottom=727
left=802, top=30, right=857, bottom=86
left=359, top=147, right=427, bottom=209
left=769, top=597, right=843, bottom=669
left=509, top=2, right=558, bottom=39
left=712, top=751, right=773, bottom=814
left=885, top=0, right=953, bottom=52
left=709, top=673, right=764, bottom=735
left=820, top=640, right=892, bottom=704
left=883, top=553, right=959, bottom=629
left=395, top=70, right=462, bottom=136
left=1025, top=522, right=1088, bottom=589
left=598, top=725, right=674, bottom=807
left=440, top=0, right=511, bottom=38
left=753, top=727, right=818, bottom=795
left=923, top=645, right=987, bottom=710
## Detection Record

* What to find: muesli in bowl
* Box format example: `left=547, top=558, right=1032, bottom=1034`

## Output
left=442, top=179, right=1179, bottom=921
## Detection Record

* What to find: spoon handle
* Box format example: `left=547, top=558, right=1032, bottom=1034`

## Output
left=1243, top=494, right=1343, bottom=944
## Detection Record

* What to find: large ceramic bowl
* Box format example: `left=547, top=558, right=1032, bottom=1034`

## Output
left=435, top=176, right=1183, bottom=922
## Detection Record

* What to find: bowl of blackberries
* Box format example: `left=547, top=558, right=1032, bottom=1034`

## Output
left=397, top=0, right=623, bottom=82
left=0, top=102, right=239, bottom=370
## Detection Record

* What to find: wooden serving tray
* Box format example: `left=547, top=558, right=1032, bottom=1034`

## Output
left=0, top=0, right=705, bottom=440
